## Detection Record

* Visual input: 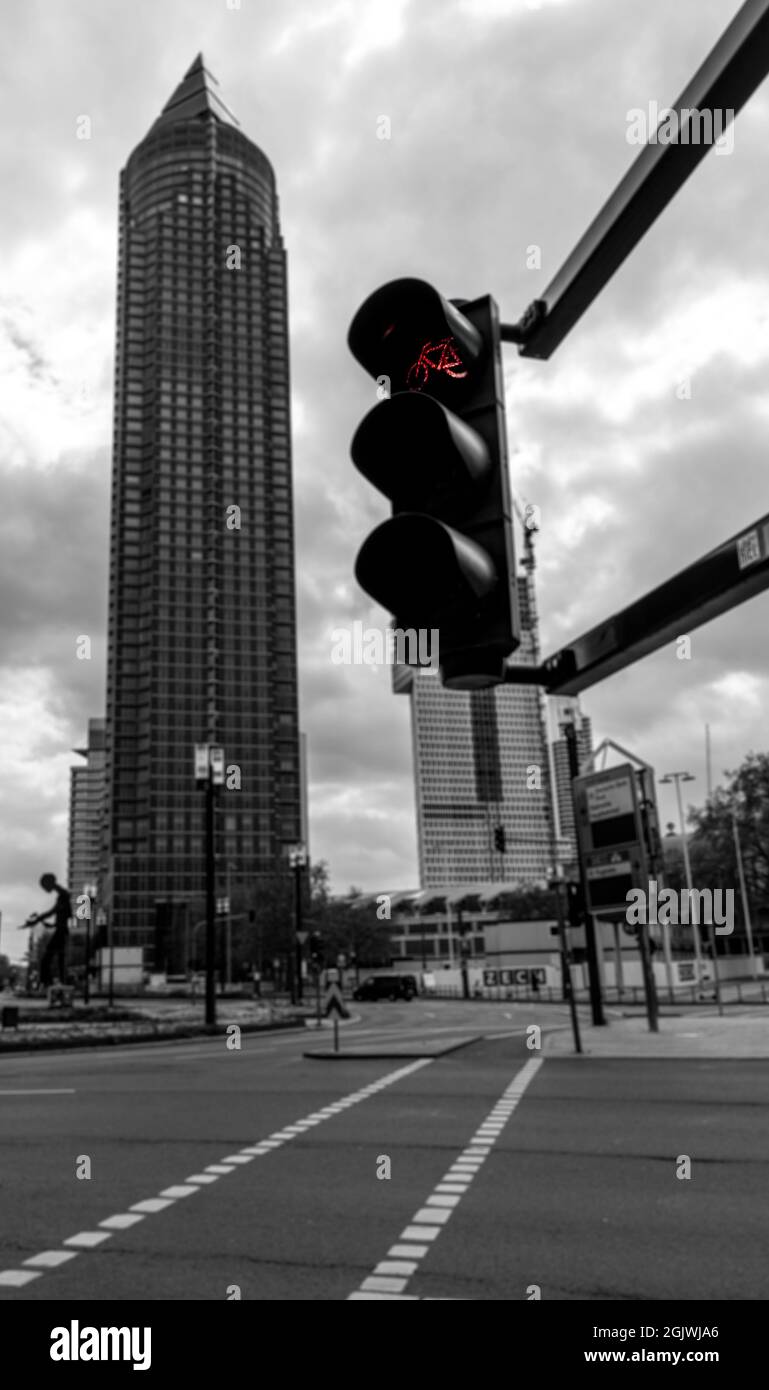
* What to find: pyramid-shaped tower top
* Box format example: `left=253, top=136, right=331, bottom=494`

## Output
left=149, top=53, right=240, bottom=134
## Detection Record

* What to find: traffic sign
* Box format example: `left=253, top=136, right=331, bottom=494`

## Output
left=295, top=930, right=309, bottom=945
left=323, top=982, right=349, bottom=1019
left=573, top=765, right=647, bottom=915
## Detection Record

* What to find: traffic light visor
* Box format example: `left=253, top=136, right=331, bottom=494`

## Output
left=351, top=392, right=490, bottom=520
left=355, top=513, right=497, bottom=627
left=348, top=278, right=483, bottom=402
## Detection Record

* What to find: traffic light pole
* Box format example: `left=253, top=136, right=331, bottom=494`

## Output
left=555, top=885, right=582, bottom=1056
left=501, top=0, right=769, bottom=359
left=636, top=919, right=659, bottom=1034
left=565, top=724, right=605, bottom=1027
left=205, top=771, right=216, bottom=1027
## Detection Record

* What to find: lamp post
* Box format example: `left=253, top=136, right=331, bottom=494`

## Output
left=83, top=882, right=97, bottom=1005
left=660, top=772, right=703, bottom=976
left=195, top=743, right=224, bottom=1026
left=288, top=844, right=307, bottom=1003
left=96, top=909, right=111, bottom=1005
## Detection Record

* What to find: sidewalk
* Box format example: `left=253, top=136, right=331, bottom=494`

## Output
left=546, top=1008, right=769, bottom=1058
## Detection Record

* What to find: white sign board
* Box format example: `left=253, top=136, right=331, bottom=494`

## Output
left=586, top=775, right=635, bottom=823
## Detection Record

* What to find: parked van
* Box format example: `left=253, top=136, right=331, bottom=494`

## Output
left=353, top=973, right=418, bottom=1002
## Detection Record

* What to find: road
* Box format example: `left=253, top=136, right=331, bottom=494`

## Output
left=1, top=1000, right=767, bottom=1300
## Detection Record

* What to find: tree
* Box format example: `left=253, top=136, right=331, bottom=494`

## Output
left=484, top=886, right=560, bottom=919
left=663, top=751, right=769, bottom=948
left=305, top=865, right=395, bottom=967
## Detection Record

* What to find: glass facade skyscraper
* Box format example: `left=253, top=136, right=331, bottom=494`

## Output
left=395, top=574, right=556, bottom=888
left=103, top=56, right=301, bottom=960
left=68, top=718, right=106, bottom=901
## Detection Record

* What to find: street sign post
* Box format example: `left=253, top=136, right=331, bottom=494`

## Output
left=574, top=764, right=658, bottom=1031
left=323, top=981, right=349, bottom=1054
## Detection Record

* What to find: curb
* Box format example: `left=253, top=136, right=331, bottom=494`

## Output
left=302, top=1035, right=482, bottom=1061
left=0, top=1016, right=309, bottom=1055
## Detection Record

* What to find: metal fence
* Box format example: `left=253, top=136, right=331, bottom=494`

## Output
left=423, top=981, right=769, bottom=1007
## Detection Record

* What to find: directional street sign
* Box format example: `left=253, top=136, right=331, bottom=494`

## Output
left=323, top=982, right=349, bottom=1019
left=573, top=765, right=648, bottom=916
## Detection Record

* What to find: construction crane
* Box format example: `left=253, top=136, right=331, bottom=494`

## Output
left=512, top=490, right=539, bottom=575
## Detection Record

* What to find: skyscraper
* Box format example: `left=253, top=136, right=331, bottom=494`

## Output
left=549, top=697, right=593, bottom=865
left=103, top=57, right=301, bottom=960
left=68, top=718, right=106, bottom=900
left=395, top=574, right=555, bottom=888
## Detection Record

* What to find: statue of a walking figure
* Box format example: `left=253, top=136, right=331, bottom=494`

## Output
left=22, top=874, right=72, bottom=988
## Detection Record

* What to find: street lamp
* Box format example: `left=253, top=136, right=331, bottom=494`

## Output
left=659, top=772, right=703, bottom=974
left=732, top=794, right=758, bottom=981
left=83, top=881, right=97, bottom=1005
left=96, top=909, right=111, bottom=1006
left=194, top=743, right=225, bottom=1027
left=661, top=770, right=724, bottom=1014
left=288, top=844, right=308, bottom=1003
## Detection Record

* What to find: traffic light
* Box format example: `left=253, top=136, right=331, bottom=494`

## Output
left=565, top=880, right=585, bottom=927
left=348, top=277, right=519, bottom=690
left=309, top=932, right=324, bottom=967
left=494, top=825, right=506, bottom=853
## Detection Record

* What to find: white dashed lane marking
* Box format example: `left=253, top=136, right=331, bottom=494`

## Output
left=0, top=1089, right=76, bottom=1096
left=0, top=1057, right=433, bottom=1291
left=348, top=1056, right=543, bottom=1300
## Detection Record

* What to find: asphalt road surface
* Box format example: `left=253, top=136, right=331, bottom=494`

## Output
left=1, top=1001, right=767, bottom=1300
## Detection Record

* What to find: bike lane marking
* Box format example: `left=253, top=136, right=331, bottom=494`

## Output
left=348, top=1056, right=543, bottom=1299
left=0, top=1058, right=433, bottom=1291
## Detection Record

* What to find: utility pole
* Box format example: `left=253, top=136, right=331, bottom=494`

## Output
left=565, top=723, right=605, bottom=1026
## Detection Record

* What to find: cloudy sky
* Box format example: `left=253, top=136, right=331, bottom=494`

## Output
left=2, top=0, right=768, bottom=951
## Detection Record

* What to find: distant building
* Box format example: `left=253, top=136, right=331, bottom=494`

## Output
left=548, top=698, right=593, bottom=863
left=395, top=574, right=556, bottom=888
left=68, top=718, right=106, bottom=897
left=344, top=885, right=561, bottom=977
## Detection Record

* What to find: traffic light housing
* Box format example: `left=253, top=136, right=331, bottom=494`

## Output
left=348, top=278, right=520, bottom=690
left=309, top=932, right=324, bottom=967
left=494, top=825, right=506, bottom=853
left=565, top=880, right=585, bottom=927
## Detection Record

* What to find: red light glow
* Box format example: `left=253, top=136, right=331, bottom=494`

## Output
left=406, top=336, right=468, bottom=390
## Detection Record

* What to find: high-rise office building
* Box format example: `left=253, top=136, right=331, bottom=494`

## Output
left=395, top=574, right=556, bottom=888
left=549, top=697, right=593, bottom=863
left=68, top=718, right=106, bottom=898
left=103, top=57, right=301, bottom=960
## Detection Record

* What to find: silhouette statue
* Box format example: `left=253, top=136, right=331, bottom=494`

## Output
left=23, top=874, right=72, bottom=987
